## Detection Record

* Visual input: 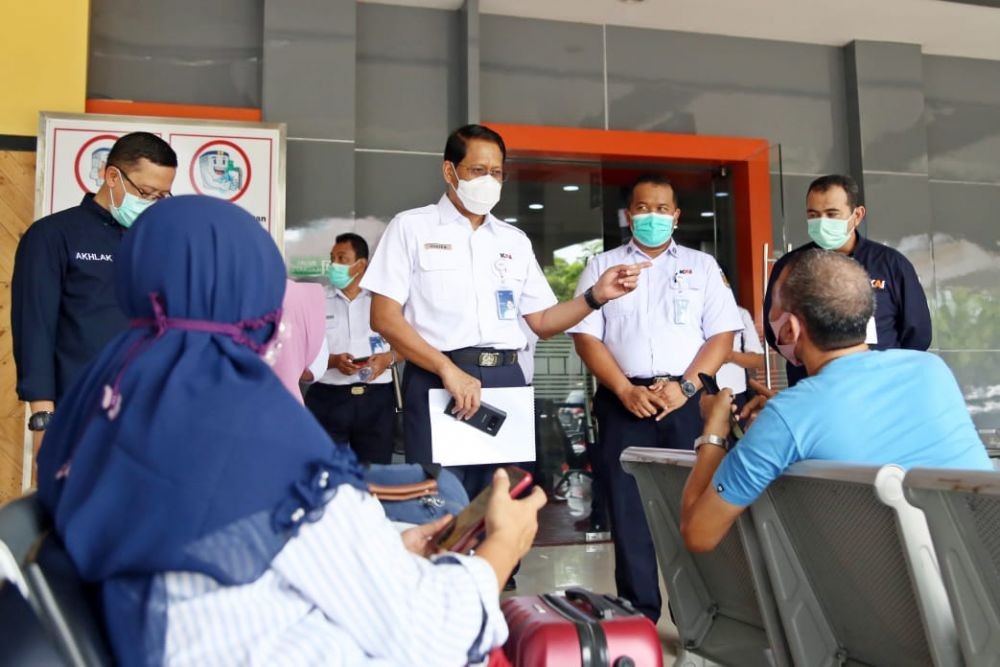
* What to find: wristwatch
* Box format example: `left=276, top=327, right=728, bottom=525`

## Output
left=583, top=286, right=605, bottom=310
left=28, top=411, right=54, bottom=432
left=694, top=433, right=728, bottom=453
left=678, top=378, right=698, bottom=398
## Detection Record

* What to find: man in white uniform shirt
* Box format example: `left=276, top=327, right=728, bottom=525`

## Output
left=362, top=124, right=648, bottom=496
left=305, top=233, right=398, bottom=464
left=569, top=174, right=742, bottom=621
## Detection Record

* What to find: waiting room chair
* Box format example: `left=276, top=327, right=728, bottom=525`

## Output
left=0, top=579, right=67, bottom=666
left=752, top=462, right=961, bottom=667
left=0, top=492, right=49, bottom=597
left=23, top=533, right=113, bottom=667
left=0, top=492, right=49, bottom=563
left=905, top=467, right=1000, bottom=666
left=621, top=447, right=791, bottom=667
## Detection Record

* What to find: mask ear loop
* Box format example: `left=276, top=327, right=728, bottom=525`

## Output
left=102, top=293, right=284, bottom=421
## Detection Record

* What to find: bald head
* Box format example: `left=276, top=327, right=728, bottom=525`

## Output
left=780, top=249, right=875, bottom=351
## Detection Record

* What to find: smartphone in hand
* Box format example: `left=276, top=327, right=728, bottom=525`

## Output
left=697, top=372, right=745, bottom=439
left=433, top=466, right=533, bottom=553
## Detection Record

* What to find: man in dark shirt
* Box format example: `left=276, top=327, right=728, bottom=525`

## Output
left=763, top=174, right=931, bottom=386
left=13, top=132, right=177, bottom=452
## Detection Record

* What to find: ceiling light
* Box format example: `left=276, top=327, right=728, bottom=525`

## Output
left=700, top=211, right=715, bottom=218
left=715, top=191, right=729, bottom=198
left=562, top=185, right=580, bottom=192
left=528, top=203, right=544, bottom=210
left=504, top=217, right=518, bottom=223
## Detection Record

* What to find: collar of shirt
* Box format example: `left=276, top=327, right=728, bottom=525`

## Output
left=327, top=284, right=370, bottom=303
left=850, top=231, right=869, bottom=257
left=436, top=193, right=500, bottom=235
left=626, top=238, right=679, bottom=263
left=80, top=193, right=118, bottom=228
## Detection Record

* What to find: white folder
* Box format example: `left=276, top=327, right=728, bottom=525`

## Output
left=428, top=386, right=536, bottom=466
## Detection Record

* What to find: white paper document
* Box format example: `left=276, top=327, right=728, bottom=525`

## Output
left=428, top=386, right=536, bottom=466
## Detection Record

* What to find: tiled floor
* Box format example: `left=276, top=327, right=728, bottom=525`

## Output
left=506, top=543, right=680, bottom=662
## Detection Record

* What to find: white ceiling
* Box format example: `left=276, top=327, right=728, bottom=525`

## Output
left=360, top=0, right=1000, bottom=61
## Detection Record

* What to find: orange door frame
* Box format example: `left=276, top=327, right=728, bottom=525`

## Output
left=486, top=123, right=772, bottom=325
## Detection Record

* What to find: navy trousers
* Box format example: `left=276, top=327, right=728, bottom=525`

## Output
left=305, top=383, right=395, bottom=464
left=592, top=384, right=703, bottom=622
left=402, top=360, right=526, bottom=498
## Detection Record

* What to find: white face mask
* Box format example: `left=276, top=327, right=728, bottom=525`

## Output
left=450, top=166, right=502, bottom=215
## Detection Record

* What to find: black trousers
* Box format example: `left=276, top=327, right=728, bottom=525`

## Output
left=402, top=359, right=526, bottom=498
left=305, top=382, right=395, bottom=464
left=592, top=384, right=703, bottom=623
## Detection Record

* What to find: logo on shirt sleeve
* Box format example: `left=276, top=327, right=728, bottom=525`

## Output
left=871, top=278, right=886, bottom=290
left=716, top=483, right=725, bottom=493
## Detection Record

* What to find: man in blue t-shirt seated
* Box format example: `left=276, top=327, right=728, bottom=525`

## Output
left=680, top=248, right=991, bottom=553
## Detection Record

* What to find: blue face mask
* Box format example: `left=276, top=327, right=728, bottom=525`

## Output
left=327, top=260, right=359, bottom=289
left=631, top=212, right=675, bottom=248
left=108, top=168, right=155, bottom=229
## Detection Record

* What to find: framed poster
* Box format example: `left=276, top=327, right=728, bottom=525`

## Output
left=35, top=112, right=286, bottom=252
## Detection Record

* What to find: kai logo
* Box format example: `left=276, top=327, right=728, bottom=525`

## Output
left=76, top=252, right=113, bottom=262
left=871, top=279, right=886, bottom=290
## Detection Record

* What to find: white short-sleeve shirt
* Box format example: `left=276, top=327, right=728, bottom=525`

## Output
left=716, top=306, right=765, bottom=394
left=318, top=286, right=391, bottom=386
left=568, top=240, right=742, bottom=378
left=361, top=194, right=557, bottom=352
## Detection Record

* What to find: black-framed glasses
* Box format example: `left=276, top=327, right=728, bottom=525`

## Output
left=113, top=166, right=172, bottom=201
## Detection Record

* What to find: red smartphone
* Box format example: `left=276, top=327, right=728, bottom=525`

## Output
left=434, top=466, right=533, bottom=553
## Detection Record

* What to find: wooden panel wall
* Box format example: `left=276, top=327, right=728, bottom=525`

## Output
left=0, top=150, right=35, bottom=502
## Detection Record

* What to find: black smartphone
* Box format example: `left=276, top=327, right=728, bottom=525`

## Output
left=444, top=398, right=507, bottom=436
left=697, top=372, right=744, bottom=439
left=434, top=466, right=533, bottom=552
left=352, top=356, right=370, bottom=365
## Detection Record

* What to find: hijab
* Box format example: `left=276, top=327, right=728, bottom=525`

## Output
left=37, top=195, right=366, bottom=665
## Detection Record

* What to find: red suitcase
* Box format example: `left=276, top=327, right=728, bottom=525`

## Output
left=500, top=587, right=662, bottom=667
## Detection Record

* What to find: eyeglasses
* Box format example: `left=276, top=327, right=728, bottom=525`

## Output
left=113, top=167, right=172, bottom=201
left=455, top=163, right=509, bottom=183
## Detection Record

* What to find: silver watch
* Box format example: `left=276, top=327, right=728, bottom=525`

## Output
left=679, top=378, right=698, bottom=398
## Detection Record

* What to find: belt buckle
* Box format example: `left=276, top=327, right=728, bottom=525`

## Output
left=350, top=386, right=365, bottom=396
left=653, top=376, right=670, bottom=384
left=479, top=351, right=500, bottom=367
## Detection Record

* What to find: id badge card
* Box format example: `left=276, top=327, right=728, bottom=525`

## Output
left=495, top=289, right=517, bottom=320
left=674, top=298, right=691, bottom=325
left=369, top=335, right=389, bottom=354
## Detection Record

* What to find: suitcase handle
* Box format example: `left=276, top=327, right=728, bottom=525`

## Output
left=564, top=587, right=619, bottom=620
left=541, top=594, right=610, bottom=667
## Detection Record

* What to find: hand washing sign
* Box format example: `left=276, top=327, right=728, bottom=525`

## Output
left=36, top=112, right=286, bottom=251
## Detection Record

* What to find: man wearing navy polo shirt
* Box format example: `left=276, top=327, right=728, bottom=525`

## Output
left=680, top=249, right=990, bottom=553
left=763, top=174, right=931, bottom=386
left=13, top=132, right=176, bottom=453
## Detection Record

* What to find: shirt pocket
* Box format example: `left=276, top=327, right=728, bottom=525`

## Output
left=417, top=246, right=470, bottom=308
left=665, top=284, right=704, bottom=327
left=604, top=290, right=640, bottom=318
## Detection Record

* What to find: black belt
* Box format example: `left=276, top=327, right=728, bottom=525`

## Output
left=446, top=347, right=518, bottom=368
left=629, top=375, right=682, bottom=387
left=319, top=383, right=389, bottom=397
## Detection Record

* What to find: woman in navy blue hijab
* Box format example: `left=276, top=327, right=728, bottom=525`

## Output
left=36, top=196, right=540, bottom=666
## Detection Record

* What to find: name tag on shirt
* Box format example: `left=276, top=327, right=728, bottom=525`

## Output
left=496, top=290, right=516, bottom=320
